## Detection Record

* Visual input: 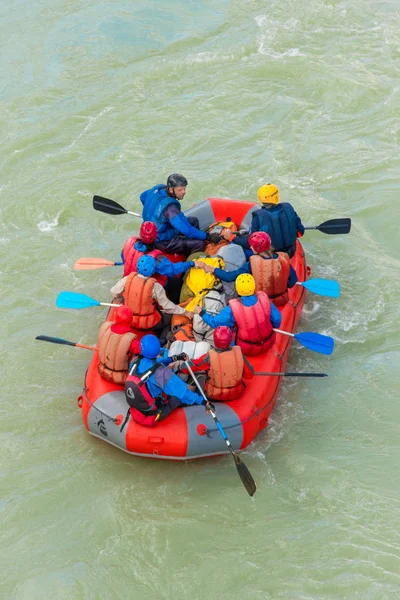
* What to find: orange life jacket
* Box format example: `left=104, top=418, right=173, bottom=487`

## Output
left=250, top=252, right=291, bottom=307
left=204, top=221, right=238, bottom=256
left=205, top=347, right=244, bottom=402
left=122, top=236, right=166, bottom=284
left=97, top=321, right=137, bottom=385
left=123, top=273, right=162, bottom=330
left=229, top=292, right=275, bottom=356
left=170, top=312, right=195, bottom=342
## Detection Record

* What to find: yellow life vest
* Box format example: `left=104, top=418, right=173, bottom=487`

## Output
left=183, top=256, right=225, bottom=312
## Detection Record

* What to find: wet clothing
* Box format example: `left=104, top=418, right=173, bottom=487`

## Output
left=140, top=184, right=206, bottom=253
left=213, top=254, right=297, bottom=287
left=122, top=238, right=193, bottom=279
left=135, top=354, right=203, bottom=406
left=233, top=202, right=304, bottom=258
left=199, top=294, right=282, bottom=330
left=110, top=274, right=187, bottom=316
left=186, top=346, right=252, bottom=402
left=97, top=322, right=139, bottom=385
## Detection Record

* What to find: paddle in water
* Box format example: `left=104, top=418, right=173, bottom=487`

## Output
left=273, top=329, right=334, bottom=355
left=93, top=195, right=141, bottom=218
left=36, top=335, right=96, bottom=351
left=56, top=291, right=121, bottom=310
left=74, top=258, right=123, bottom=270
left=304, top=218, right=351, bottom=235
left=184, top=360, right=257, bottom=497
left=296, top=278, right=340, bottom=298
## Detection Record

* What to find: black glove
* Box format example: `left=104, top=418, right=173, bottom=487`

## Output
left=206, top=232, right=222, bottom=245
left=203, top=400, right=215, bottom=412
left=171, top=353, right=188, bottom=362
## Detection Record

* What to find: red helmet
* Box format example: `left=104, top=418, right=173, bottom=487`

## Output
left=139, top=221, right=158, bottom=244
left=115, top=305, right=133, bottom=325
left=213, top=326, right=233, bottom=350
left=248, top=231, right=271, bottom=253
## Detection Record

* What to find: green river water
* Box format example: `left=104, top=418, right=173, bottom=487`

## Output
left=1, top=1, right=400, bottom=598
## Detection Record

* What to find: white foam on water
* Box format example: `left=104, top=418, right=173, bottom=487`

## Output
left=255, top=14, right=305, bottom=58
left=36, top=211, right=62, bottom=232
left=185, top=51, right=235, bottom=65
left=45, top=106, right=113, bottom=158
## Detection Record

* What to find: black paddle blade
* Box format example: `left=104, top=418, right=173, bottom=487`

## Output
left=35, top=335, right=76, bottom=347
left=233, top=454, right=257, bottom=497
left=93, top=195, right=127, bottom=215
left=318, top=218, right=351, bottom=235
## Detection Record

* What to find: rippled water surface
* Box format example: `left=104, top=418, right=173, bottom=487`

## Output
left=1, top=1, right=400, bottom=598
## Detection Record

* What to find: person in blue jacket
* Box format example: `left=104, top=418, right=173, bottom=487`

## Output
left=202, top=232, right=298, bottom=290
left=140, top=173, right=221, bottom=255
left=228, top=183, right=305, bottom=258
left=125, top=335, right=207, bottom=425
left=192, top=277, right=282, bottom=330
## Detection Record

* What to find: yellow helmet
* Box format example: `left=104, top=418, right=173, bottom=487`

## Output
left=235, top=273, right=256, bottom=297
left=257, top=183, right=279, bottom=204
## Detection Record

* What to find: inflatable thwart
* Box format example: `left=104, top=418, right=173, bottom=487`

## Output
left=78, top=198, right=308, bottom=460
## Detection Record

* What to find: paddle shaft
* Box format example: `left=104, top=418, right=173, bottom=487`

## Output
left=184, top=361, right=236, bottom=457
left=35, top=335, right=97, bottom=351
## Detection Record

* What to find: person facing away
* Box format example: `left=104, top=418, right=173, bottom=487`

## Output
left=121, top=220, right=198, bottom=303
left=202, top=231, right=298, bottom=307
left=180, top=326, right=253, bottom=402
left=192, top=273, right=282, bottom=357
left=97, top=306, right=141, bottom=385
left=110, top=255, right=194, bottom=341
left=124, top=334, right=204, bottom=427
left=229, top=183, right=305, bottom=259
left=121, top=220, right=195, bottom=282
left=139, top=173, right=221, bottom=255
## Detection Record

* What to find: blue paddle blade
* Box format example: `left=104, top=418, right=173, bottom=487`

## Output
left=294, top=331, right=335, bottom=355
left=300, top=278, right=340, bottom=298
left=56, top=291, right=101, bottom=310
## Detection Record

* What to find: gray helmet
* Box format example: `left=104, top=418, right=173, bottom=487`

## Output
left=167, top=173, right=188, bottom=188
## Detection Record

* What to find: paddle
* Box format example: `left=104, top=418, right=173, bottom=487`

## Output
left=273, top=329, right=334, bottom=355
left=36, top=335, right=96, bottom=351
left=93, top=195, right=141, bottom=218
left=184, top=360, right=256, bottom=497
left=304, top=218, right=351, bottom=235
left=296, top=278, right=340, bottom=298
left=74, top=258, right=123, bottom=270
left=56, top=291, right=121, bottom=310
left=242, top=357, right=327, bottom=377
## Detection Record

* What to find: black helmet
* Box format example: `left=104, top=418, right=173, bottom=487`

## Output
left=167, top=173, right=188, bottom=188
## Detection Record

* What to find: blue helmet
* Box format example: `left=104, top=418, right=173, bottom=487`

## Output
left=137, top=255, right=156, bottom=277
left=140, top=335, right=160, bottom=359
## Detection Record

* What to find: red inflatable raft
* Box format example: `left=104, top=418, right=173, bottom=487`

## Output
left=78, top=198, right=308, bottom=459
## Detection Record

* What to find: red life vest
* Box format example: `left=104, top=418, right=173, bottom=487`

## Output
left=229, top=292, right=275, bottom=356
left=250, top=252, right=291, bottom=307
left=123, top=273, right=162, bottom=330
left=125, top=360, right=164, bottom=427
left=97, top=321, right=137, bottom=385
left=206, top=347, right=244, bottom=402
left=122, top=236, right=167, bottom=285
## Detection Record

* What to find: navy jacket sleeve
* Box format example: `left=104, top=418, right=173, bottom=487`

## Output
left=213, top=262, right=250, bottom=283
left=232, top=234, right=250, bottom=249
left=294, top=210, right=305, bottom=235
left=288, top=265, right=298, bottom=288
